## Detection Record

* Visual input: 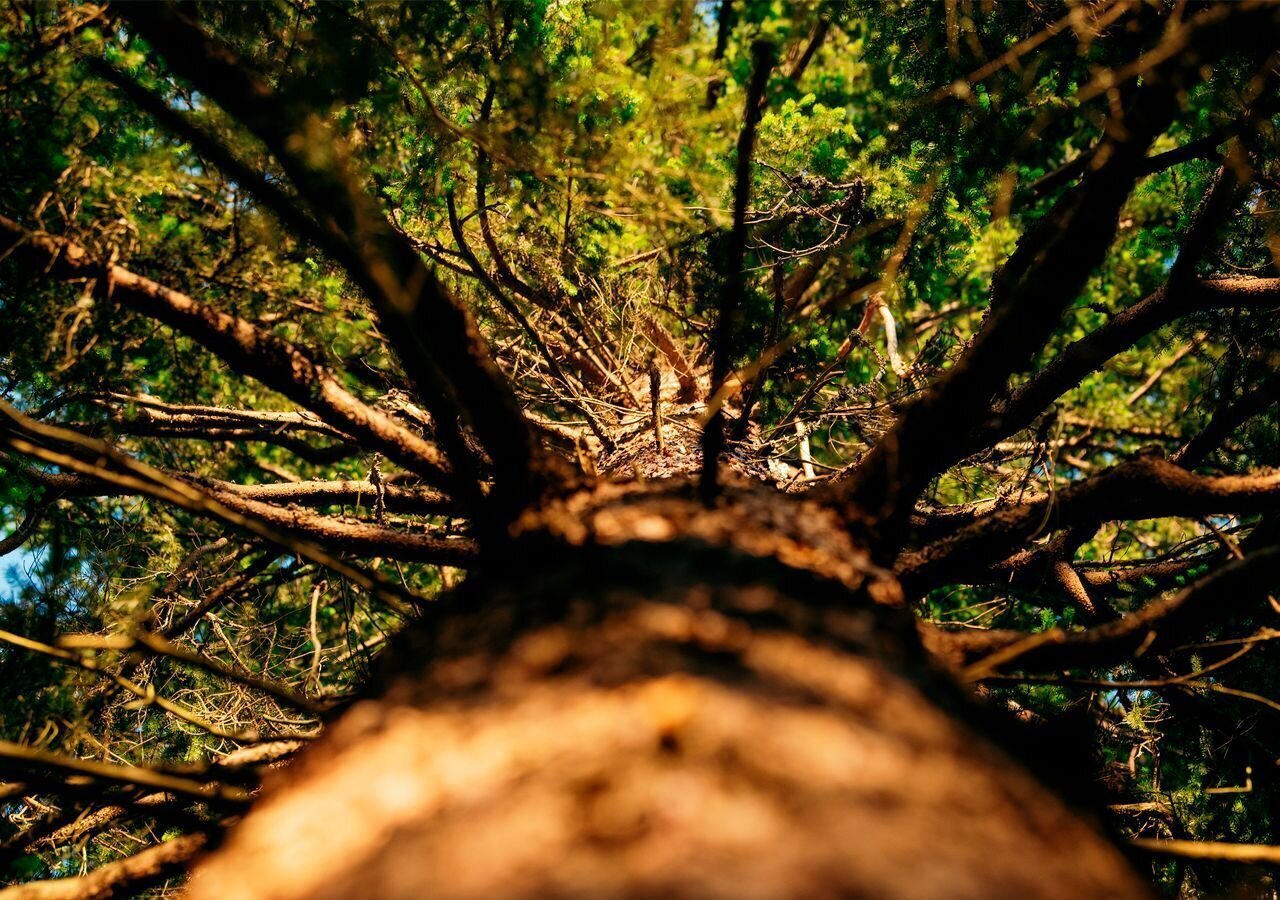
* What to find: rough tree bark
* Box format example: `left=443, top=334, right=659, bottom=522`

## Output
left=183, top=447, right=1149, bottom=899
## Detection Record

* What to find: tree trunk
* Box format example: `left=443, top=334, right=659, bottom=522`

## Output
left=186, top=478, right=1149, bottom=899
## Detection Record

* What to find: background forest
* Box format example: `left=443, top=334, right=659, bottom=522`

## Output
left=1, top=1, right=1280, bottom=897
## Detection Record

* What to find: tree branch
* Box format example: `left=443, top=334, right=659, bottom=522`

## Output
left=701, top=40, right=775, bottom=502
left=0, top=831, right=207, bottom=900
left=0, top=741, right=248, bottom=807
left=0, top=215, right=451, bottom=488
left=825, top=5, right=1277, bottom=556
left=961, top=534, right=1280, bottom=678
left=0, top=626, right=293, bottom=744
left=899, top=456, right=1280, bottom=591
left=1132, top=837, right=1280, bottom=865
left=988, top=277, right=1279, bottom=449
left=0, top=400, right=426, bottom=614
left=118, top=3, right=542, bottom=517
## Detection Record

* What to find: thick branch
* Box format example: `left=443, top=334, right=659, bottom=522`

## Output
left=827, top=5, right=1276, bottom=555
left=194, top=477, right=451, bottom=517
left=962, top=539, right=1280, bottom=677
left=119, top=4, right=541, bottom=515
left=0, top=216, right=450, bottom=487
left=1133, top=837, right=1280, bottom=865
left=910, top=150, right=1261, bottom=603
left=701, top=40, right=775, bottom=501
left=0, top=832, right=207, bottom=900
left=990, top=277, right=1279, bottom=446
left=1028, top=126, right=1230, bottom=200
left=0, top=740, right=247, bottom=806
left=899, top=456, right=1280, bottom=591
left=197, top=485, right=475, bottom=565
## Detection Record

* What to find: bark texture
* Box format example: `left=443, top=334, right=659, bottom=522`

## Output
left=185, top=479, right=1149, bottom=900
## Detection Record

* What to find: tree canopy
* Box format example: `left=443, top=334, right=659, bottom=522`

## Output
left=3, top=1, right=1280, bottom=897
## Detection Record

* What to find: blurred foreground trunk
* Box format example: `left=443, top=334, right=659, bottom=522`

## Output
left=186, top=477, right=1149, bottom=899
